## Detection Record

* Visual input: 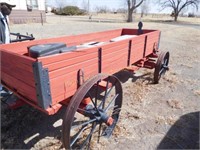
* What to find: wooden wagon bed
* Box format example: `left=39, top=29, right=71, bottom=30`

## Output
left=0, top=28, right=160, bottom=115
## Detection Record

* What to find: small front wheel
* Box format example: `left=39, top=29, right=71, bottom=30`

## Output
left=154, top=51, right=170, bottom=84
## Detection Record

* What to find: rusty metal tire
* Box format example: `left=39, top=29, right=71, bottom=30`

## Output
left=154, top=51, right=170, bottom=84
left=62, top=74, right=123, bottom=149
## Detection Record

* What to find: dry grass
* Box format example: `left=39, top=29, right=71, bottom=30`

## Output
left=163, top=71, right=179, bottom=84
left=167, top=99, right=183, bottom=109
left=194, top=90, right=200, bottom=96
left=155, top=115, right=178, bottom=125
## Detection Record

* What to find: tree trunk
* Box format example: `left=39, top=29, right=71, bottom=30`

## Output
left=127, top=10, right=133, bottom=22
left=141, top=12, right=144, bottom=18
left=174, top=14, right=178, bottom=21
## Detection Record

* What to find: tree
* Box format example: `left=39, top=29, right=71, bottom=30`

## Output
left=126, top=0, right=144, bottom=22
left=159, top=0, right=200, bottom=21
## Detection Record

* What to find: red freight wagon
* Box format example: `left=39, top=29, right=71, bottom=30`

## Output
left=0, top=27, right=169, bottom=149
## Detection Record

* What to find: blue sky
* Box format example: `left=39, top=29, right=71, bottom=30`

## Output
left=47, top=0, right=200, bottom=14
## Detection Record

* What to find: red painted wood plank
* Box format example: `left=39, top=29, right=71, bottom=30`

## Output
left=50, top=64, right=98, bottom=91
left=52, top=88, right=76, bottom=104
left=102, top=48, right=128, bottom=65
left=1, top=72, right=37, bottom=103
left=1, top=65, right=35, bottom=87
left=39, top=47, right=98, bottom=65
left=1, top=57, right=33, bottom=73
left=103, top=59, right=127, bottom=74
left=50, top=70, right=98, bottom=103
left=46, top=50, right=98, bottom=71
left=1, top=50, right=35, bottom=66
left=49, top=58, right=98, bottom=79
left=101, top=42, right=129, bottom=55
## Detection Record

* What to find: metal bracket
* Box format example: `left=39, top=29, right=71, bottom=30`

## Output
left=127, top=40, right=132, bottom=66
left=98, top=48, right=102, bottom=73
left=77, top=69, right=85, bottom=88
left=143, top=35, right=147, bottom=58
left=33, top=62, right=52, bottom=109
left=158, top=31, right=161, bottom=49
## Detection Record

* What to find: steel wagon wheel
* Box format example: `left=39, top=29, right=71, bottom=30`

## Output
left=154, top=51, right=170, bottom=84
left=62, top=74, right=123, bottom=149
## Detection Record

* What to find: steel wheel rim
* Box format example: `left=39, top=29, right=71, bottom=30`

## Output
left=62, top=74, right=123, bottom=149
left=154, top=51, right=170, bottom=83
left=159, top=53, right=169, bottom=77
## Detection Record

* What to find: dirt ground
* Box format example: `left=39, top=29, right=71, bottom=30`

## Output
left=1, top=14, right=200, bottom=149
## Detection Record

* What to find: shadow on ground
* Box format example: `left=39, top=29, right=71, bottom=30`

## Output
left=1, top=104, right=65, bottom=149
left=157, top=111, right=199, bottom=149
left=114, top=69, right=154, bottom=84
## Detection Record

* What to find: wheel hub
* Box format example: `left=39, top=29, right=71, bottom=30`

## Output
left=83, top=105, right=114, bottom=126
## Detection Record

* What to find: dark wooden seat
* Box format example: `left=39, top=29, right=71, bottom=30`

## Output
left=28, top=43, right=77, bottom=58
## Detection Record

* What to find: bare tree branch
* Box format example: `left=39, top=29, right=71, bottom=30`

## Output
left=158, top=0, right=200, bottom=21
left=135, top=0, right=144, bottom=8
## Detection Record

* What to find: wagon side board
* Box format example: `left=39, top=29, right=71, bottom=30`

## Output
left=37, top=29, right=161, bottom=107
left=1, top=50, right=37, bottom=103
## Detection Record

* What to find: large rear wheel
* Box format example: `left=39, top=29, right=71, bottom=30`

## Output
left=62, top=74, right=123, bottom=149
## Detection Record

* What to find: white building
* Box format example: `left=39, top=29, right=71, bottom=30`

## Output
left=0, top=0, right=46, bottom=24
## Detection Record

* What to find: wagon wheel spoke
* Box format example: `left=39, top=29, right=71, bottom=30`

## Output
left=87, top=92, right=101, bottom=115
left=112, top=107, right=122, bottom=116
left=104, top=94, right=119, bottom=112
left=70, top=125, right=89, bottom=147
left=98, top=79, right=117, bottom=109
left=79, top=123, right=98, bottom=149
left=71, top=118, right=97, bottom=130
left=87, top=122, right=96, bottom=149
left=159, top=67, right=165, bottom=75
left=98, top=123, right=102, bottom=143
left=95, top=81, right=100, bottom=107
left=159, top=59, right=168, bottom=75
left=102, top=78, right=110, bottom=109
